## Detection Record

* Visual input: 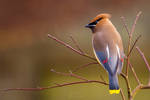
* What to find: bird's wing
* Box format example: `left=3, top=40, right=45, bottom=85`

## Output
left=115, top=44, right=124, bottom=74
left=93, top=45, right=114, bottom=75
left=94, top=44, right=123, bottom=75
left=114, top=44, right=124, bottom=74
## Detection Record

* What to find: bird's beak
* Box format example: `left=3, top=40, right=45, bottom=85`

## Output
left=85, top=24, right=96, bottom=28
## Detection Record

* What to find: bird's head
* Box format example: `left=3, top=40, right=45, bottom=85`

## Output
left=85, top=13, right=111, bottom=33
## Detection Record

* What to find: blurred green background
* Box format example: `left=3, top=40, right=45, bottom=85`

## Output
left=0, top=0, right=150, bottom=100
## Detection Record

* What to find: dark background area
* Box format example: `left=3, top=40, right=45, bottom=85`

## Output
left=0, top=0, right=150, bottom=100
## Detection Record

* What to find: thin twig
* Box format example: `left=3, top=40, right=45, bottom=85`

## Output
left=48, top=34, right=82, bottom=56
left=126, top=38, right=131, bottom=76
left=73, top=62, right=105, bottom=82
left=123, top=11, right=142, bottom=100
left=2, top=80, right=109, bottom=92
left=136, top=47, right=150, bottom=72
left=136, top=46, right=150, bottom=85
left=125, top=11, right=142, bottom=77
left=2, top=69, right=108, bottom=92
left=121, top=16, right=130, bottom=36
left=129, top=62, right=141, bottom=85
left=51, top=69, right=88, bottom=81
left=69, top=34, right=84, bottom=53
left=127, top=35, right=141, bottom=57
left=130, top=85, right=142, bottom=100
left=141, top=85, right=150, bottom=89
left=130, top=84, right=150, bottom=100
left=121, top=15, right=131, bottom=76
left=121, top=15, right=133, bottom=99
left=1, top=68, right=108, bottom=92
left=130, top=11, right=142, bottom=37
left=48, top=34, right=96, bottom=61
left=73, top=62, right=98, bottom=72
left=121, top=72, right=132, bottom=98
left=120, top=88, right=126, bottom=100
left=99, top=73, right=106, bottom=82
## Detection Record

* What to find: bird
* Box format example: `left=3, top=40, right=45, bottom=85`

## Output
left=85, top=13, right=124, bottom=94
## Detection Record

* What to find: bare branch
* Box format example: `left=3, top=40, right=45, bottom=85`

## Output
left=141, top=85, right=150, bottom=89
left=127, top=35, right=141, bottom=57
left=48, top=34, right=82, bottom=56
left=99, top=73, right=106, bottom=83
left=51, top=69, right=88, bottom=81
left=120, top=88, right=126, bottom=100
left=121, top=15, right=132, bottom=77
left=130, top=11, right=142, bottom=37
left=73, top=62, right=98, bottom=72
left=48, top=34, right=96, bottom=61
left=2, top=68, right=108, bottom=92
left=130, top=84, right=150, bottom=100
left=73, top=62, right=106, bottom=82
left=136, top=47, right=150, bottom=72
left=121, top=72, right=132, bottom=98
left=126, top=40, right=131, bottom=76
left=129, top=62, right=141, bottom=85
left=69, top=34, right=84, bottom=53
left=125, top=11, right=142, bottom=78
left=136, top=46, right=150, bottom=85
left=2, top=80, right=108, bottom=92
left=130, top=85, right=142, bottom=100
left=1, top=68, right=108, bottom=92
left=121, top=16, right=130, bottom=36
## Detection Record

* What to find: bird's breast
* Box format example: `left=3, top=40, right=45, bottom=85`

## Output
left=92, top=33, right=107, bottom=51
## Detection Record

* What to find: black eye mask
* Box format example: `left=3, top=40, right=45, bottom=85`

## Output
left=85, top=17, right=103, bottom=31
left=88, top=17, right=103, bottom=26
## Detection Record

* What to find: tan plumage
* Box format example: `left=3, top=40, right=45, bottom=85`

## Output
left=92, top=14, right=123, bottom=53
left=86, top=13, right=124, bottom=94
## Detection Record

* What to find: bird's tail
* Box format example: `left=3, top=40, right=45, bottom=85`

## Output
left=108, top=73, right=120, bottom=94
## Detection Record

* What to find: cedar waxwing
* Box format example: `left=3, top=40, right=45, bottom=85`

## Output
left=85, top=13, right=124, bottom=94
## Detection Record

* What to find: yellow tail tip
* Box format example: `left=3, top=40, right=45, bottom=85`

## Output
left=109, top=89, right=120, bottom=94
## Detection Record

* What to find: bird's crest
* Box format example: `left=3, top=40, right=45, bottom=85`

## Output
left=90, top=13, right=111, bottom=23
